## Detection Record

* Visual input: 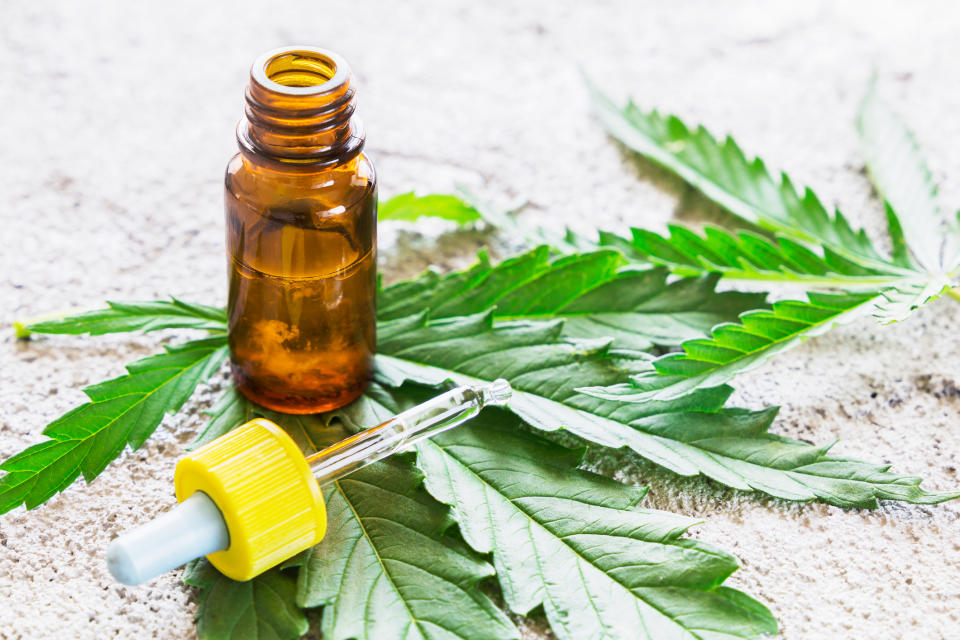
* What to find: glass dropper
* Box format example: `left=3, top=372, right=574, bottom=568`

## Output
left=307, top=379, right=511, bottom=485
left=106, top=380, right=511, bottom=586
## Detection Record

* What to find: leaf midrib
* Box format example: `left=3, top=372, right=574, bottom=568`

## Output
left=659, top=261, right=914, bottom=287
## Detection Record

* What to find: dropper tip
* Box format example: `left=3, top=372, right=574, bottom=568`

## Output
left=483, top=379, right=512, bottom=406
left=106, top=539, right=141, bottom=586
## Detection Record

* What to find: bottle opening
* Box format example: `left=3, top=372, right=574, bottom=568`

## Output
left=265, top=51, right=336, bottom=88
left=242, top=46, right=362, bottom=166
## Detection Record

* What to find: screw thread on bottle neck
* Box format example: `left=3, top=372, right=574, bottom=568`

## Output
left=238, top=46, right=364, bottom=168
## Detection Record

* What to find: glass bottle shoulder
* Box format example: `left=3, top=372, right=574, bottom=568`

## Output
left=224, top=152, right=376, bottom=217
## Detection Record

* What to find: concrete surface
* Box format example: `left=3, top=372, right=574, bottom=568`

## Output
left=2, top=1, right=959, bottom=638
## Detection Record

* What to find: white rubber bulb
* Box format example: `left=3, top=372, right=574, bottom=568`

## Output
left=106, top=492, right=229, bottom=586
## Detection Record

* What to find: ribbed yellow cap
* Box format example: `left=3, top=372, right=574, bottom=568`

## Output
left=174, top=418, right=327, bottom=581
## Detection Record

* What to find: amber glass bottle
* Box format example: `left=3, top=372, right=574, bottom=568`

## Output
left=225, top=47, right=376, bottom=414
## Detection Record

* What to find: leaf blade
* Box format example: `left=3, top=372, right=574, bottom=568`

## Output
left=374, top=304, right=953, bottom=507
left=380, top=248, right=767, bottom=349
left=857, top=79, right=959, bottom=272
left=627, top=223, right=906, bottom=288
left=0, top=337, right=228, bottom=514
left=22, top=299, right=228, bottom=336
left=183, top=560, right=309, bottom=640
left=337, top=390, right=778, bottom=640
left=578, top=292, right=880, bottom=403
left=269, top=408, right=519, bottom=640
left=379, top=192, right=484, bottom=225
left=587, top=81, right=906, bottom=275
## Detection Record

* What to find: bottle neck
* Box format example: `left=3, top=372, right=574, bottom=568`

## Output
left=237, top=47, right=365, bottom=169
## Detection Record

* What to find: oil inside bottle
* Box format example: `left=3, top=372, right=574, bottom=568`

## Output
left=226, top=186, right=376, bottom=414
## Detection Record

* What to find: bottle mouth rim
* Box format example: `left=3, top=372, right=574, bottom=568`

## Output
left=250, top=46, right=350, bottom=96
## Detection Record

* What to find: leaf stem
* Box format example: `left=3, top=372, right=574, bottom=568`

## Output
left=12, top=309, right=78, bottom=339
left=944, top=287, right=960, bottom=304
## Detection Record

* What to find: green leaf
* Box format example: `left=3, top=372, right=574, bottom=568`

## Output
left=588, top=83, right=900, bottom=274
left=338, top=388, right=778, bottom=640
left=626, top=223, right=904, bottom=288
left=21, top=298, right=228, bottom=336
left=379, top=192, right=484, bottom=225
left=378, top=188, right=580, bottom=255
left=587, top=82, right=957, bottom=324
left=579, top=292, right=880, bottom=403
left=857, top=79, right=960, bottom=272
left=190, top=385, right=259, bottom=450
left=194, top=380, right=785, bottom=640
left=0, top=336, right=228, bottom=514
left=607, top=406, right=957, bottom=508
left=608, top=220, right=951, bottom=325
left=872, top=275, right=951, bottom=325
left=297, top=461, right=518, bottom=640
left=183, top=559, right=309, bottom=640
left=374, top=308, right=952, bottom=506
left=380, top=247, right=766, bottom=349
left=276, top=413, right=519, bottom=640
left=378, top=190, right=543, bottom=246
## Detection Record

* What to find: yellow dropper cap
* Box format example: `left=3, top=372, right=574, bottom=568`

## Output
left=174, top=418, right=326, bottom=581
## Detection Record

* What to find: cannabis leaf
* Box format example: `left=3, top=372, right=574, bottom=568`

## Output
left=578, top=291, right=880, bottom=403
left=16, top=299, right=227, bottom=337
left=587, top=80, right=960, bottom=323
left=7, top=228, right=949, bottom=517
left=379, top=192, right=485, bottom=225
left=588, top=82, right=892, bottom=269
left=0, top=337, right=227, bottom=514
left=626, top=224, right=903, bottom=288
left=855, top=80, right=960, bottom=319
left=337, top=386, right=778, bottom=640
left=183, top=559, right=309, bottom=640
left=857, top=79, right=960, bottom=273
left=380, top=246, right=766, bottom=349
left=374, top=309, right=953, bottom=506
left=379, top=188, right=529, bottom=234
left=590, top=222, right=943, bottom=325
left=379, top=188, right=559, bottom=249
left=191, top=380, right=781, bottom=640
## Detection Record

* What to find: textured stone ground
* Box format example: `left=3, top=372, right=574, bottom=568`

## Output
left=2, top=1, right=959, bottom=638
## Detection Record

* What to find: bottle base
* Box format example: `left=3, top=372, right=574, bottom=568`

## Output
left=231, top=365, right=370, bottom=415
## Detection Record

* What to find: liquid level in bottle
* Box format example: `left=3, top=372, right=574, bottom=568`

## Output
left=227, top=248, right=376, bottom=414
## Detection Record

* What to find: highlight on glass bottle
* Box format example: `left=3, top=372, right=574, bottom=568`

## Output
left=105, top=381, right=512, bottom=586
left=225, top=46, right=377, bottom=414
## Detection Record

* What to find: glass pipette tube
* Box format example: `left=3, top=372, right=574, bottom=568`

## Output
left=308, top=379, right=511, bottom=485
